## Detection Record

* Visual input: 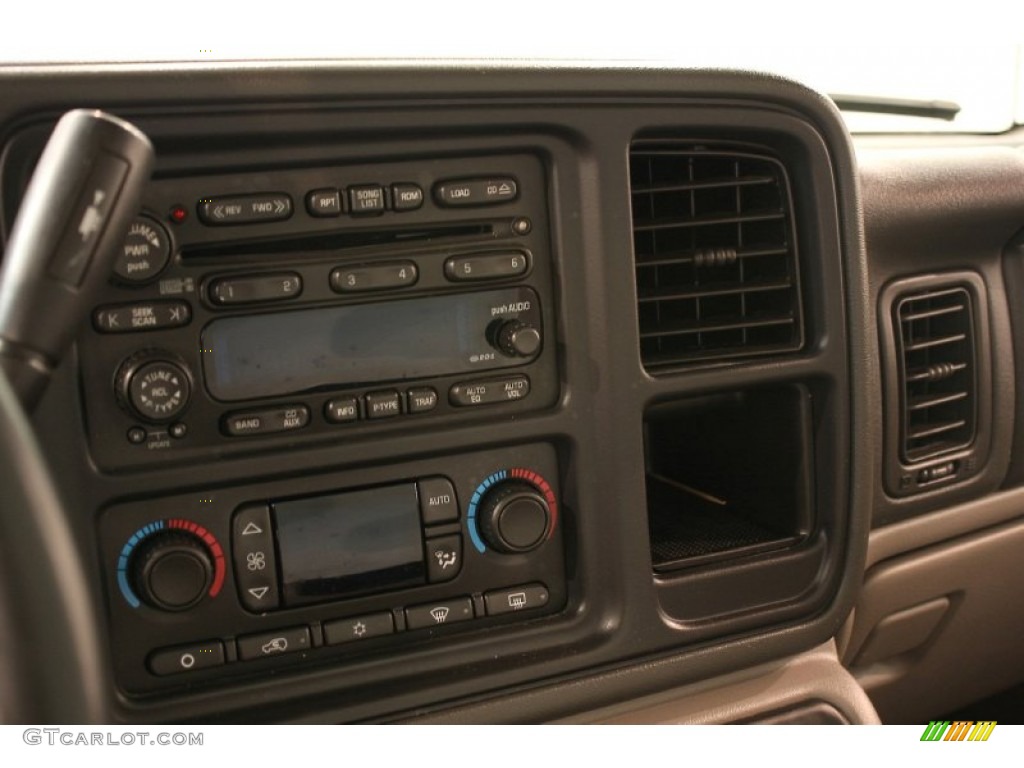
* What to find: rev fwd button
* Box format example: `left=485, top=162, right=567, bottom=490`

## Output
left=198, top=194, right=293, bottom=226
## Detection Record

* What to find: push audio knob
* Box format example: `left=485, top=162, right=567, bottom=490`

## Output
left=130, top=532, right=213, bottom=612
left=495, top=320, right=541, bottom=358
left=116, top=351, right=192, bottom=423
left=478, top=481, right=552, bottom=554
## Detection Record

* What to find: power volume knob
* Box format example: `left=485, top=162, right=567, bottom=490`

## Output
left=496, top=320, right=542, bottom=358
left=130, top=532, right=213, bottom=612
left=116, top=352, right=191, bottom=423
left=478, top=481, right=551, bottom=554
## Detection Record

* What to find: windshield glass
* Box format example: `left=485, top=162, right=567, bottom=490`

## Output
left=4, top=7, right=1021, bottom=135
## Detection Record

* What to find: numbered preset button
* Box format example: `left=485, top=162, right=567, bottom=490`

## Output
left=444, top=251, right=529, bottom=282
left=329, top=261, right=418, bottom=293
left=208, top=272, right=303, bottom=305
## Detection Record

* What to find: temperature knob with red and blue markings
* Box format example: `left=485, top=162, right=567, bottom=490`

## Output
left=467, top=468, right=558, bottom=554
left=117, top=519, right=225, bottom=611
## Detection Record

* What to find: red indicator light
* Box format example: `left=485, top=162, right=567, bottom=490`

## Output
left=169, top=205, right=188, bottom=224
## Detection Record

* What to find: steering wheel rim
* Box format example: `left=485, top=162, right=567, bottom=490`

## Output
left=0, top=369, right=107, bottom=723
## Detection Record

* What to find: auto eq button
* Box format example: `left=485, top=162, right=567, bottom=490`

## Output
left=198, top=193, right=292, bottom=225
left=449, top=375, right=530, bottom=407
left=237, top=627, right=311, bottom=661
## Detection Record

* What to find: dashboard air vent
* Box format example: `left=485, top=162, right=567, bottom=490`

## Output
left=630, top=143, right=803, bottom=369
left=896, top=286, right=977, bottom=463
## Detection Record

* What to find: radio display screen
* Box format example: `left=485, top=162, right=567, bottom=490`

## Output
left=273, top=484, right=424, bottom=606
left=201, top=287, right=538, bottom=401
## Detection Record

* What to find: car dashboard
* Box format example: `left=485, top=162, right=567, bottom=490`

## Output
left=0, top=61, right=1020, bottom=725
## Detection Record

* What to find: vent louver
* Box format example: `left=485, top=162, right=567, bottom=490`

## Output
left=896, top=286, right=977, bottom=463
left=630, top=143, right=803, bottom=369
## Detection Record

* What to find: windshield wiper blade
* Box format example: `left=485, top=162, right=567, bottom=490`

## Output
left=829, top=94, right=961, bottom=121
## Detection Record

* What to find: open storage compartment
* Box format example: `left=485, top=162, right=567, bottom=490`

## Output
left=645, top=386, right=814, bottom=571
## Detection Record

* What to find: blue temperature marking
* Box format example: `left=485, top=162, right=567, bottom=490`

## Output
left=466, top=470, right=507, bottom=553
left=117, top=520, right=165, bottom=608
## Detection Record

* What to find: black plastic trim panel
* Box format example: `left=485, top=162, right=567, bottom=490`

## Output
left=0, top=64, right=871, bottom=724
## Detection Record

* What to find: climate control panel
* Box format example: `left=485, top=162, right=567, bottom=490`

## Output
left=99, top=443, right=566, bottom=693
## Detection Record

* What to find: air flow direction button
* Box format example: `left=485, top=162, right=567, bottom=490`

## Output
left=237, top=626, right=310, bottom=661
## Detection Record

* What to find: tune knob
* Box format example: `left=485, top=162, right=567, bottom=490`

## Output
left=478, top=481, right=552, bottom=554
left=130, top=532, right=213, bottom=612
left=116, top=352, right=192, bottom=423
left=495, top=320, right=542, bottom=358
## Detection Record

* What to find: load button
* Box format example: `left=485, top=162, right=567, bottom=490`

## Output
left=449, top=375, right=530, bottom=407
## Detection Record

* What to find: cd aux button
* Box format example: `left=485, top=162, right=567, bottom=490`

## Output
left=222, top=405, right=310, bottom=437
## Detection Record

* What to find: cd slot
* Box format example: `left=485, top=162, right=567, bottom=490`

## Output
left=180, top=222, right=495, bottom=262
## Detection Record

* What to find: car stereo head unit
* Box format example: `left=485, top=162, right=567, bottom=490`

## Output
left=77, top=153, right=558, bottom=469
